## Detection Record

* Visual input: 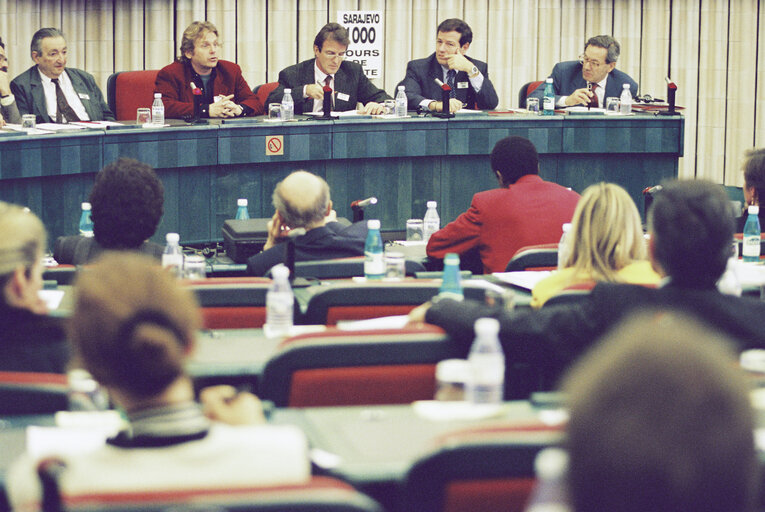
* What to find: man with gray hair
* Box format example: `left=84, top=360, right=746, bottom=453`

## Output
left=11, top=27, right=114, bottom=123
left=246, top=170, right=367, bottom=276
left=530, top=35, right=637, bottom=108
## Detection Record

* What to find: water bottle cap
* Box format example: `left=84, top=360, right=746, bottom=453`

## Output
left=427, top=200, right=437, bottom=208
left=623, top=84, right=630, bottom=89
left=367, top=219, right=381, bottom=229
left=237, top=198, right=248, bottom=207
left=474, top=317, right=500, bottom=335
left=81, top=202, right=91, bottom=210
left=165, top=232, right=180, bottom=243
left=562, top=222, right=572, bottom=233
left=284, top=88, right=292, bottom=94
left=534, top=447, right=569, bottom=480
left=749, top=205, right=760, bottom=215
left=398, top=85, right=405, bottom=91
left=271, top=263, right=290, bottom=279
left=444, top=253, right=460, bottom=265
left=154, top=92, right=161, bottom=98
left=546, top=77, right=553, bottom=83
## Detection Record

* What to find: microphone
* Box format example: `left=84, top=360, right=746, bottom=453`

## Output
left=660, top=77, right=679, bottom=116
left=643, top=185, right=662, bottom=195
left=432, top=78, right=454, bottom=119
left=351, top=197, right=378, bottom=209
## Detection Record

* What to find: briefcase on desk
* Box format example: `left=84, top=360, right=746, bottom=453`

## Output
left=222, top=218, right=271, bottom=263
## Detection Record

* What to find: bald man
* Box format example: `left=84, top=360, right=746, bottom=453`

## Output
left=246, top=170, right=368, bottom=276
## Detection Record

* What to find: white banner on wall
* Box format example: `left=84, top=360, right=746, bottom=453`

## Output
left=337, top=11, right=382, bottom=79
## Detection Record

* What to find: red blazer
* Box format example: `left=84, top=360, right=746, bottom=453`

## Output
left=155, top=60, right=263, bottom=118
left=426, top=175, right=581, bottom=273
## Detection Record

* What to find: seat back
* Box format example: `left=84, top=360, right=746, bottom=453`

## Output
left=259, top=325, right=459, bottom=407
left=285, top=257, right=425, bottom=280
left=106, top=70, right=160, bottom=121
left=401, top=428, right=563, bottom=512
left=184, top=277, right=273, bottom=329
left=505, top=244, right=559, bottom=272
left=43, top=473, right=382, bottom=512
left=0, top=372, right=69, bottom=414
left=43, top=265, right=77, bottom=285
left=543, top=280, right=597, bottom=307
left=254, top=82, right=279, bottom=108
left=301, top=280, right=487, bottom=325
left=518, top=80, right=544, bottom=108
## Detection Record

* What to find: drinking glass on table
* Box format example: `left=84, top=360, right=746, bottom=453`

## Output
left=526, top=97, right=540, bottom=114
left=605, top=97, right=620, bottom=114
left=183, top=255, right=206, bottom=279
left=406, top=219, right=424, bottom=241
left=136, top=108, right=151, bottom=125
left=268, top=103, right=282, bottom=121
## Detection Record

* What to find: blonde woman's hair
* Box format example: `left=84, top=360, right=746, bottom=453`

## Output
left=562, top=182, right=645, bottom=282
left=0, top=201, right=46, bottom=278
left=69, top=252, right=201, bottom=398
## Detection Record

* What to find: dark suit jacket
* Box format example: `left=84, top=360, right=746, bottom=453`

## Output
left=266, top=59, right=390, bottom=114
left=54, top=235, right=163, bottom=265
left=529, top=60, right=638, bottom=105
left=155, top=60, right=263, bottom=118
left=11, top=66, right=115, bottom=123
left=0, top=304, right=69, bottom=373
left=246, top=221, right=367, bottom=276
left=426, top=281, right=765, bottom=396
left=397, top=53, right=499, bottom=110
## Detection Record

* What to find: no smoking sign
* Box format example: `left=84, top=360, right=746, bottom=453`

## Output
left=266, top=135, right=284, bottom=156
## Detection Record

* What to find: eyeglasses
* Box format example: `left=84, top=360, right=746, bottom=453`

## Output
left=322, top=50, right=346, bottom=60
left=579, top=54, right=606, bottom=68
left=199, top=41, right=221, bottom=51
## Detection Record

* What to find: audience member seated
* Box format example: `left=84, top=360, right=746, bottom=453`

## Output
left=0, top=202, right=69, bottom=372
left=531, top=183, right=660, bottom=308
left=554, top=312, right=757, bottom=512
left=7, top=252, right=310, bottom=508
left=54, top=158, right=164, bottom=265
left=738, top=147, right=765, bottom=231
left=246, top=170, right=367, bottom=276
left=426, top=136, right=580, bottom=273
left=413, top=179, right=765, bottom=393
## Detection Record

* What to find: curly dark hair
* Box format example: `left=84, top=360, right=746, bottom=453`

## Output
left=89, top=158, right=164, bottom=249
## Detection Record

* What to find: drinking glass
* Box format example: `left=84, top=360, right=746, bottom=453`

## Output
left=136, top=108, right=151, bottom=125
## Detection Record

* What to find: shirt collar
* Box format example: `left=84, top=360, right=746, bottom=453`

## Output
left=314, top=61, right=332, bottom=84
left=38, top=68, right=68, bottom=85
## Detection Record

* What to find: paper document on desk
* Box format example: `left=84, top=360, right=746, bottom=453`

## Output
left=70, top=120, right=123, bottom=128
left=304, top=110, right=369, bottom=118
left=336, top=315, right=409, bottom=331
left=492, top=271, right=551, bottom=290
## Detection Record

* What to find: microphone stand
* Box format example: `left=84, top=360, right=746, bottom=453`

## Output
left=432, top=81, right=455, bottom=119
left=315, top=85, right=338, bottom=121
left=658, top=78, right=680, bottom=116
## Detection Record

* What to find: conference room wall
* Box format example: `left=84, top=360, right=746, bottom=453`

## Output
left=0, top=0, right=758, bottom=187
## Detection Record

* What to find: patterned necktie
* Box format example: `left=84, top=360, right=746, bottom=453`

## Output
left=587, top=83, right=599, bottom=108
left=446, top=69, right=456, bottom=99
left=51, top=78, right=80, bottom=123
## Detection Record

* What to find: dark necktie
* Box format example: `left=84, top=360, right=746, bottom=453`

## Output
left=587, top=83, right=599, bottom=108
left=324, top=75, right=334, bottom=108
left=446, top=69, right=456, bottom=99
left=51, top=78, right=80, bottom=123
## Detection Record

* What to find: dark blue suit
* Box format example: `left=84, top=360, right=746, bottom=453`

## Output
left=266, top=59, right=389, bottom=114
left=397, top=53, right=498, bottom=110
left=246, top=221, right=368, bottom=276
left=530, top=60, right=638, bottom=106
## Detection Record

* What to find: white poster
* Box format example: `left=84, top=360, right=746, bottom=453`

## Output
left=337, top=11, right=382, bottom=79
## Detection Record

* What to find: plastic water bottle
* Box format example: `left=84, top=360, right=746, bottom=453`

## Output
left=619, top=84, right=632, bottom=114
left=423, top=201, right=440, bottom=242
left=78, top=202, right=94, bottom=237
left=281, top=88, right=294, bottom=121
left=525, top=448, right=571, bottom=512
left=235, top=198, right=250, bottom=220
left=542, top=77, right=555, bottom=116
left=465, top=317, right=505, bottom=405
left=557, top=223, right=572, bottom=269
left=364, top=219, right=384, bottom=280
left=439, top=253, right=464, bottom=301
left=395, top=85, right=407, bottom=118
left=265, top=263, right=294, bottom=338
left=151, top=92, right=165, bottom=126
left=743, top=205, right=761, bottom=263
left=161, top=232, right=183, bottom=278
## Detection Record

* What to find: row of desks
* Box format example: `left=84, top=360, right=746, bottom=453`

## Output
left=0, top=113, right=684, bottom=245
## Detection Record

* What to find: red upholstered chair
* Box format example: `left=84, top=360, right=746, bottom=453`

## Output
left=401, top=426, right=563, bottom=512
left=259, top=325, right=460, bottom=407
left=518, top=80, right=544, bottom=108
left=253, top=82, right=279, bottom=108
left=505, top=243, right=559, bottom=272
left=183, top=277, right=274, bottom=329
left=301, top=280, right=487, bottom=325
left=38, top=471, right=383, bottom=512
left=106, top=70, right=160, bottom=121
left=0, top=372, right=69, bottom=414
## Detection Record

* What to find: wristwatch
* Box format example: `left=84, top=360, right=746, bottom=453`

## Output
left=468, top=66, right=480, bottom=78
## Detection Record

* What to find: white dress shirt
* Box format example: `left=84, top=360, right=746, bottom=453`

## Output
left=38, top=69, right=90, bottom=121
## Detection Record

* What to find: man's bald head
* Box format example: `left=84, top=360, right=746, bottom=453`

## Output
left=272, top=170, right=331, bottom=229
